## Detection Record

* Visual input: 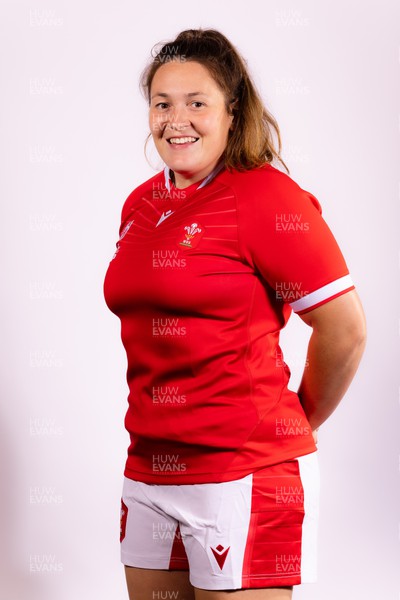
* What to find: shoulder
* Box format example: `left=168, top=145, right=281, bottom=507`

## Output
left=120, top=170, right=164, bottom=222
left=218, top=163, right=322, bottom=214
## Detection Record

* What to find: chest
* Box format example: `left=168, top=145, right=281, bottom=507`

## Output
left=104, top=187, right=258, bottom=315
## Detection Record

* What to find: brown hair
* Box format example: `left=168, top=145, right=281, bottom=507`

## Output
left=141, top=28, right=289, bottom=174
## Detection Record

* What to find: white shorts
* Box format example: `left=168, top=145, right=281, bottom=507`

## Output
left=120, top=452, right=319, bottom=590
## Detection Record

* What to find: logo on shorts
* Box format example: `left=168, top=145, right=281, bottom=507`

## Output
left=210, top=544, right=230, bottom=570
left=176, top=221, right=205, bottom=249
left=120, top=499, right=128, bottom=542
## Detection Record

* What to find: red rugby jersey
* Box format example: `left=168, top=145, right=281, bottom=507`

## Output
left=103, top=163, right=354, bottom=484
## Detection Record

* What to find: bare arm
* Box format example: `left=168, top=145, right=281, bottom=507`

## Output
left=297, top=289, right=367, bottom=434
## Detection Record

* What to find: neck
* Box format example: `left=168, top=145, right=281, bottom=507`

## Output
left=170, top=159, right=225, bottom=189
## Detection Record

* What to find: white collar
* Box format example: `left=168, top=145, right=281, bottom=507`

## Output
left=163, top=161, right=225, bottom=193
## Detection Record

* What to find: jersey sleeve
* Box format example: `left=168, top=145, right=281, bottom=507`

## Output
left=238, top=170, right=355, bottom=314
left=117, top=172, right=165, bottom=237
left=118, top=190, right=137, bottom=236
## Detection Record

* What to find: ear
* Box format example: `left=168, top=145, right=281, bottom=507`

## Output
left=228, top=98, right=239, bottom=114
left=228, top=98, right=238, bottom=130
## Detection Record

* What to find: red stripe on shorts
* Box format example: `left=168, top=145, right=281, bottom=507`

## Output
left=168, top=523, right=189, bottom=570
left=241, top=460, right=305, bottom=588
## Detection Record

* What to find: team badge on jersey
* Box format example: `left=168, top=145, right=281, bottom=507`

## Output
left=176, top=221, right=205, bottom=249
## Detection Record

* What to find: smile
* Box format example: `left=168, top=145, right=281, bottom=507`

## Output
left=167, top=137, right=199, bottom=145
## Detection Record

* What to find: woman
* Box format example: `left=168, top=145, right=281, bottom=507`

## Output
left=103, top=29, right=366, bottom=600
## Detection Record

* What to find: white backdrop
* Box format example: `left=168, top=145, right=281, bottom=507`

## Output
left=1, top=0, right=399, bottom=598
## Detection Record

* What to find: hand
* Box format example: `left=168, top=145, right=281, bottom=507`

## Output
left=312, top=428, right=319, bottom=445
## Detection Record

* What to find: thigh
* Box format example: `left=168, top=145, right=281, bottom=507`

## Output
left=179, top=452, right=319, bottom=591
left=120, top=476, right=189, bottom=570
left=124, top=566, right=195, bottom=600
left=194, top=587, right=292, bottom=600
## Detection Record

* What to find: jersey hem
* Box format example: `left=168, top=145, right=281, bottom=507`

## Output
left=123, top=444, right=317, bottom=485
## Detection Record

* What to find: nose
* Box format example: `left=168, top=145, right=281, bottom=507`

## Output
left=165, top=105, right=190, bottom=133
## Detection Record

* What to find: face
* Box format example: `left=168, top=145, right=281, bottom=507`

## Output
left=149, top=60, right=234, bottom=188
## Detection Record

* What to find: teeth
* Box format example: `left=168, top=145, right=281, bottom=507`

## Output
left=169, top=137, right=198, bottom=144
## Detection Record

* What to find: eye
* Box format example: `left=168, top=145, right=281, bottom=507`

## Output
left=191, top=101, right=205, bottom=108
left=154, top=102, right=169, bottom=110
